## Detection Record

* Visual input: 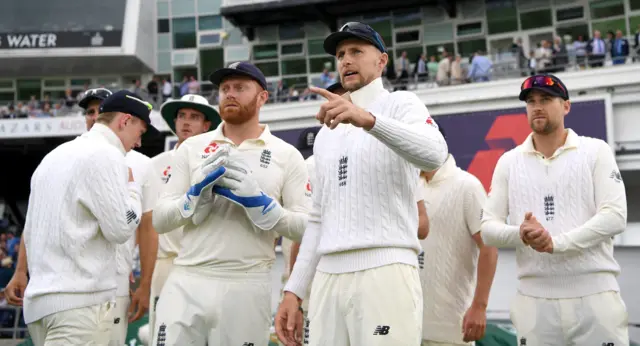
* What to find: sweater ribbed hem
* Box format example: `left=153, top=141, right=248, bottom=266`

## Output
left=423, top=321, right=469, bottom=345
left=23, top=290, right=116, bottom=324
left=116, top=274, right=130, bottom=297
left=317, top=247, right=418, bottom=274
left=518, top=272, right=619, bottom=299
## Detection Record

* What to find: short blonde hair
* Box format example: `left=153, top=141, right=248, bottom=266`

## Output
left=96, top=112, right=119, bottom=125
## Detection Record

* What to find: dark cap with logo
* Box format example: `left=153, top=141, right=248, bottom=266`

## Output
left=297, top=127, right=321, bottom=151
left=324, top=22, right=387, bottom=56
left=326, top=82, right=345, bottom=94
left=519, top=74, right=570, bottom=101
left=209, top=62, right=268, bottom=90
left=78, top=88, right=113, bottom=110
left=99, top=90, right=157, bottom=132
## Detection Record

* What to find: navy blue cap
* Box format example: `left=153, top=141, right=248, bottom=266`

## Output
left=324, top=22, right=387, bottom=56
left=78, top=88, right=113, bottom=109
left=99, top=90, right=156, bottom=132
left=209, top=62, right=268, bottom=90
left=297, top=127, right=321, bottom=150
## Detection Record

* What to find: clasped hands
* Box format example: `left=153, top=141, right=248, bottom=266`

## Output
left=520, top=212, right=553, bottom=253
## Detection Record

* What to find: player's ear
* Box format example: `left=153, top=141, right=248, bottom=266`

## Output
left=257, top=89, right=269, bottom=107
left=203, top=120, right=212, bottom=131
left=379, top=52, right=389, bottom=70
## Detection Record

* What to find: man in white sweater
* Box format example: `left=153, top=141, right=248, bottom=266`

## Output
left=276, top=22, right=448, bottom=346
left=143, top=93, right=219, bottom=342
left=151, top=62, right=310, bottom=345
left=481, top=74, right=628, bottom=345
left=78, top=89, right=155, bottom=345
left=22, top=90, right=154, bottom=345
left=419, top=125, right=498, bottom=345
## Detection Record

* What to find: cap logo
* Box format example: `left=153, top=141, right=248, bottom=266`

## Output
left=188, top=95, right=195, bottom=102
left=228, top=62, right=241, bottom=69
left=125, top=95, right=153, bottom=111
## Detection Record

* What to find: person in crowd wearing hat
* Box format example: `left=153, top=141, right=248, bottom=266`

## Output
left=19, top=90, right=154, bottom=345
left=142, top=93, right=220, bottom=343
left=419, top=124, right=497, bottom=346
left=151, top=62, right=310, bottom=345
left=277, top=22, right=447, bottom=346
left=481, top=74, right=628, bottom=345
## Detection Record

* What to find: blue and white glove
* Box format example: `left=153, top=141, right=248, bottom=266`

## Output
left=212, top=160, right=284, bottom=231
left=179, top=144, right=230, bottom=219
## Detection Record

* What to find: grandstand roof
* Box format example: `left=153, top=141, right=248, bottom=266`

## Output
left=221, top=0, right=456, bottom=39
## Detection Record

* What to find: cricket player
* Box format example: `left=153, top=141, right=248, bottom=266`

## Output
left=151, top=62, right=310, bottom=345
left=79, top=89, right=156, bottom=345
left=143, top=93, right=220, bottom=342
left=20, top=90, right=154, bottom=345
left=481, top=74, right=628, bottom=345
left=420, top=125, right=498, bottom=345
left=276, top=22, right=448, bottom=346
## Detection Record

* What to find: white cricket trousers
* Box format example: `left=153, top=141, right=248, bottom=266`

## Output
left=149, top=256, right=175, bottom=342
left=27, top=301, right=115, bottom=346
left=422, top=341, right=473, bottom=346
left=307, top=263, right=422, bottom=346
left=109, top=296, right=130, bottom=345
left=152, top=265, right=271, bottom=345
left=510, top=290, right=629, bottom=346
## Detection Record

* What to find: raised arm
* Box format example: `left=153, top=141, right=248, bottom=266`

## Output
left=552, top=142, right=627, bottom=253
left=366, top=92, right=448, bottom=172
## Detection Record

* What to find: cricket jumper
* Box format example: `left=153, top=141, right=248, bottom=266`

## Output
left=23, top=123, right=142, bottom=324
left=284, top=77, right=448, bottom=298
left=481, top=129, right=627, bottom=299
left=419, top=155, right=486, bottom=344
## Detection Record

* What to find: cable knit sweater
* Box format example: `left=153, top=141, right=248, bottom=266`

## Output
left=284, top=78, right=448, bottom=298
left=481, top=129, right=627, bottom=298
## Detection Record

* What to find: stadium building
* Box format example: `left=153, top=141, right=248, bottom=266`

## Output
left=1, top=0, right=640, bottom=344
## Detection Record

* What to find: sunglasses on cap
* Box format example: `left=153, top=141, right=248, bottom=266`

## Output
left=339, top=22, right=387, bottom=53
left=521, top=75, right=566, bottom=94
left=84, top=88, right=113, bottom=99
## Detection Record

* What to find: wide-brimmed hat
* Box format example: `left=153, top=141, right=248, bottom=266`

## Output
left=160, top=94, right=221, bottom=134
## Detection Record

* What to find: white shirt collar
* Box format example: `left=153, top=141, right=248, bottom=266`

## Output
left=349, top=77, right=387, bottom=110
left=83, top=123, right=126, bottom=155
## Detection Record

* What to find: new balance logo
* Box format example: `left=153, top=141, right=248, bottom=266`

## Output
left=113, top=317, right=120, bottom=324
left=520, top=337, right=527, bottom=345
left=304, top=317, right=310, bottom=344
left=417, top=251, right=424, bottom=269
left=260, top=149, right=272, bottom=168
left=373, top=325, right=390, bottom=335
left=610, top=170, right=622, bottom=183
left=126, top=210, right=137, bottom=224
left=242, top=343, right=255, bottom=346
left=543, top=195, right=555, bottom=221
left=156, top=323, right=167, bottom=346
left=602, top=343, right=615, bottom=346
left=153, top=296, right=159, bottom=312
left=338, top=156, right=348, bottom=186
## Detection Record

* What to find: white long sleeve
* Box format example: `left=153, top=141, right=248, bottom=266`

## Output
left=367, top=91, right=448, bottom=172
left=480, top=153, right=527, bottom=248
left=270, top=150, right=310, bottom=242
left=152, top=141, right=192, bottom=234
left=82, top=152, right=142, bottom=244
left=284, top=157, right=323, bottom=299
left=552, top=141, right=627, bottom=253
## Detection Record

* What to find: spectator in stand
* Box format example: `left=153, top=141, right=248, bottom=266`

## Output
left=450, top=54, right=465, bottom=85
left=162, top=78, right=172, bottom=102
left=395, top=50, right=410, bottom=90
left=147, top=77, right=159, bottom=104
left=587, top=30, right=607, bottom=68
left=427, top=55, right=439, bottom=81
left=611, top=30, right=629, bottom=65
left=320, top=68, right=336, bottom=88
left=37, top=103, right=53, bottom=118
left=573, top=35, right=588, bottom=68
left=414, top=53, right=427, bottom=82
left=634, top=24, right=640, bottom=62
left=467, top=51, right=492, bottom=82
left=27, top=96, right=39, bottom=109
left=187, top=76, right=200, bottom=95
left=552, top=36, right=568, bottom=72
left=179, top=76, right=189, bottom=96
left=436, top=51, right=451, bottom=85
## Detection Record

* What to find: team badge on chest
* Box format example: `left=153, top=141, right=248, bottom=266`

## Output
left=260, top=149, right=272, bottom=168
left=161, top=166, right=171, bottom=184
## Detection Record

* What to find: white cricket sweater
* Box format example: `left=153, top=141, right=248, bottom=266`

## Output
left=481, top=129, right=627, bottom=299
left=419, top=155, right=487, bottom=344
left=23, top=124, right=142, bottom=323
left=115, top=150, right=151, bottom=297
left=144, top=149, right=183, bottom=259
left=284, top=77, right=448, bottom=298
left=152, top=124, right=311, bottom=272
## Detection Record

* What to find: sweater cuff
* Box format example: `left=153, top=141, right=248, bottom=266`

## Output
left=283, top=267, right=314, bottom=300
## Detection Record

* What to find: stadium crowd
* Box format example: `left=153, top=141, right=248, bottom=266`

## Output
left=1, top=27, right=638, bottom=121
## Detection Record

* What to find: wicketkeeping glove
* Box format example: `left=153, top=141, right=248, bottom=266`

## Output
left=212, top=159, right=284, bottom=231
left=179, top=144, right=230, bottom=219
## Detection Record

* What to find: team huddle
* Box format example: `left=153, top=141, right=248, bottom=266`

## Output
left=3, top=22, right=629, bottom=346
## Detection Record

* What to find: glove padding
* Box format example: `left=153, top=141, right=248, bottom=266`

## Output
left=212, top=160, right=284, bottom=231
left=179, top=144, right=230, bottom=219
